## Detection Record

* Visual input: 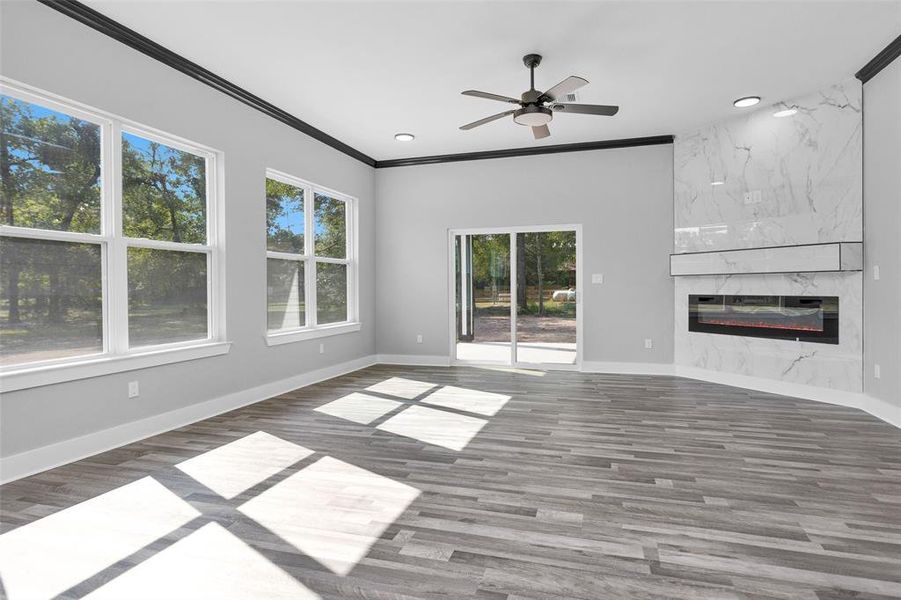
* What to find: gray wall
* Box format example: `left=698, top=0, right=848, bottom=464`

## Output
left=863, top=56, right=901, bottom=409
left=0, top=1, right=376, bottom=457
left=374, top=145, right=674, bottom=364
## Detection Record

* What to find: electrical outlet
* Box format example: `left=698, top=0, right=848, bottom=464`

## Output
left=416, top=334, right=423, bottom=344
left=875, top=364, right=881, bottom=379
left=591, top=273, right=604, bottom=284
left=319, top=343, right=325, bottom=354
left=128, top=381, right=139, bottom=398
left=644, top=338, right=653, bottom=349
left=873, top=265, right=881, bottom=281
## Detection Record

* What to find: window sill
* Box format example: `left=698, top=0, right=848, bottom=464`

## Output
left=0, top=341, right=232, bottom=393
left=266, top=322, right=362, bottom=346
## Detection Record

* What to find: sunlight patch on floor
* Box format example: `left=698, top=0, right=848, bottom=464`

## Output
left=377, top=405, right=487, bottom=451
left=421, top=385, right=511, bottom=417
left=365, top=376, right=436, bottom=399
left=175, top=431, right=313, bottom=499
left=315, top=392, right=402, bottom=424
left=83, top=522, right=319, bottom=600
left=238, top=456, right=419, bottom=576
left=0, top=477, right=199, bottom=600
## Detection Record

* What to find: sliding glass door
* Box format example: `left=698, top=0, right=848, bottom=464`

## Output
left=453, top=227, right=579, bottom=368
left=455, top=233, right=512, bottom=363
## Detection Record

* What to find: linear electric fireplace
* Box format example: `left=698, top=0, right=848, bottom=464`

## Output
left=689, top=295, right=839, bottom=344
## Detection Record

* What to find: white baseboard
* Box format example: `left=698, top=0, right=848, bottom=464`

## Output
left=581, top=361, right=675, bottom=376
left=860, top=394, right=901, bottom=430
left=3, top=354, right=897, bottom=484
left=0, top=354, right=378, bottom=484
left=673, top=365, right=900, bottom=429
left=375, top=354, right=452, bottom=367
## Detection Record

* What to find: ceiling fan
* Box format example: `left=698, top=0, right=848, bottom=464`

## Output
left=459, top=53, right=619, bottom=140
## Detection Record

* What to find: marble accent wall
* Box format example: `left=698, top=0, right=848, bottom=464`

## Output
left=675, top=273, right=862, bottom=392
left=674, top=79, right=862, bottom=253
left=673, top=79, right=863, bottom=392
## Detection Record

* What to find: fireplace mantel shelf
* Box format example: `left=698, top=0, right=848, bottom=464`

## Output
left=670, top=242, right=863, bottom=276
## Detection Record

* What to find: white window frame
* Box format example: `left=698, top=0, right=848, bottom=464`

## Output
left=0, top=78, right=229, bottom=393
left=264, top=168, right=359, bottom=346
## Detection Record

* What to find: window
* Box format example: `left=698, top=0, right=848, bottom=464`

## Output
left=0, top=82, right=225, bottom=385
left=265, top=170, right=357, bottom=343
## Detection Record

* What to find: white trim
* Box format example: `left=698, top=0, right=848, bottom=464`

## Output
left=581, top=361, right=676, bottom=375
left=314, top=256, right=350, bottom=265
left=266, top=250, right=306, bottom=262
left=264, top=169, right=359, bottom=333
left=109, top=119, right=127, bottom=354
left=0, top=225, right=103, bottom=243
left=265, top=322, right=361, bottom=346
left=0, top=78, right=228, bottom=380
left=0, top=354, right=377, bottom=484
left=124, top=238, right=211, bottom=253
left=447, top=225, right=583, bottom=371
left=671, top=365, right=901, bottom=426
left=376, top=354, right=452, bottom=366
left=0, top=342, right=232, bottom=393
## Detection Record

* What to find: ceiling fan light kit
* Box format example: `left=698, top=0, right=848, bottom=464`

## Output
left=460, top=53, right=619, bottom=140
left=513, top=106, right=552, bottom=126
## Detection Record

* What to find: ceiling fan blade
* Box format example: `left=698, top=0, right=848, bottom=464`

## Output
left=532, top=124, right=550, bottom=139
left=462, top=90, right=521, bottom=104
left=459, top=110, right=516, bottom=130
left=540, top=76, right=588, bottom=102
left=551, top=103, right=619, bottom=116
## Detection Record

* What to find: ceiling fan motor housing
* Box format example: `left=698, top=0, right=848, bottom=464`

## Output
left=513, top=105, right=552, bottom=126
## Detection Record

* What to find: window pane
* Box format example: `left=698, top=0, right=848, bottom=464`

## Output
left=314, top=193, right=346, bottom=258
left=0, top=237, right=103, bottom=366
left=122, top=132, right=206, bottom=244
left=316, top=262, right=347, bottom=325
left=128, top=248, right=207, bottom=347
left=266, top=178, right=304, bottom=253
left=267, top=258, right=305, bottom=331
left=1, top=95, right=101, bottom=234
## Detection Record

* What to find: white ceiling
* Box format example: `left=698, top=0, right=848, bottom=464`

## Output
left=84, top=1, right=901, bottom=161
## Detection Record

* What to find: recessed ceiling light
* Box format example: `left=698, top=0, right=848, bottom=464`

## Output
left=733, top=96, right=761, bottom=108
left=773, top=108, right=798, bottom=118
left=394, top=133, right=415, bottom=142
left=710, top=180, right=725, bottom=186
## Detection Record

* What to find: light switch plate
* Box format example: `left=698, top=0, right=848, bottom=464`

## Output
left=591, top=273, right=604, bottom=284
left=128, top=381, right=139, bottom=398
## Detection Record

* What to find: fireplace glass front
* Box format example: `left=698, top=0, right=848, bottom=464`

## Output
left=688, top=295, right=838, bottom=344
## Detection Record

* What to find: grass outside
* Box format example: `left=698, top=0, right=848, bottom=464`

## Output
left=475, top=300, right=576, bottom=318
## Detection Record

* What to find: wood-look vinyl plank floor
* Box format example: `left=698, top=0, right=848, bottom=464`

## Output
left=1, top=365, right=899, bottom=599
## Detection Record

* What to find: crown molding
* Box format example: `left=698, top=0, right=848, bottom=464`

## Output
left=35, top=0, right=378, bottom=166
left=856, top=33, right=901, bottom=84
left=373, top=135, right=674, bottom=168
left=36, top=0, right=673, bottom=168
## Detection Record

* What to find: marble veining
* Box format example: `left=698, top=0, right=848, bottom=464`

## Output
left=669, top=242, right=862, bottom=276
left=674, top=79, right=862, bottom=253
left=674, top=272, right=862, bottom=392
